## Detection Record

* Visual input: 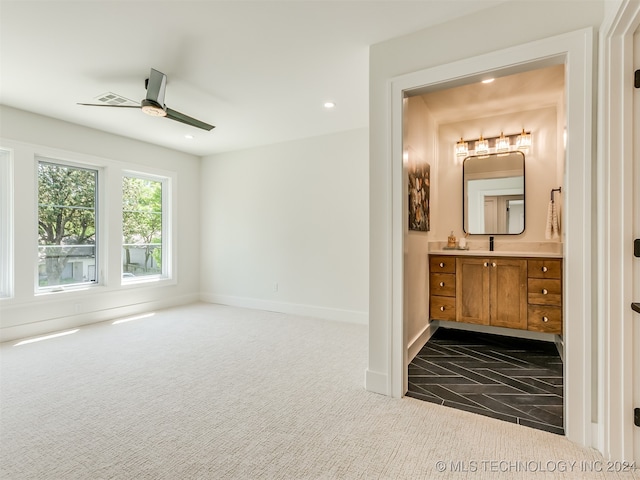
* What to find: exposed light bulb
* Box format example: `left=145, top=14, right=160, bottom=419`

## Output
left=324, top=102, right=336, bottom=109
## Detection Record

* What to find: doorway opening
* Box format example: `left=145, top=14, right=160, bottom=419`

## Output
left=402, top=61, right=566, bottom=434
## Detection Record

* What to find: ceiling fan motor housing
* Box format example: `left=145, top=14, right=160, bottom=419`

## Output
left=141, top=99, right=167, bottom=117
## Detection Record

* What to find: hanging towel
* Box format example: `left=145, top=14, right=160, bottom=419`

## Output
left=545, top=200, right=560, bottom=240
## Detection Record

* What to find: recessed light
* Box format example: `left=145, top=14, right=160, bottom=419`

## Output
left=324, top=102, right=336, bottom=109
left=184, top=134, right=194, bottom=140
left=481, top=78, right=495, bottom=84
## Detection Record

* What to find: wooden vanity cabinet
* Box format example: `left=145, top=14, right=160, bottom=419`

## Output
left=527, top=259, right=563, bottom=334
left=455, top=257, right=527, bottom=329
left=429, top=256, right=456, bottom=321
left=428, top=254, right=562, bottom=334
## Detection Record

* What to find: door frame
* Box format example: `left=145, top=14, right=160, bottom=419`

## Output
left=599, top=0, right=640, bottom=462
left=388, top=28, right=596, bottom=446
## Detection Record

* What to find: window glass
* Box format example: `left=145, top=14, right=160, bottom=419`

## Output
left=122, top=175, right=164, bottom=280
left=37, top=160, right=98, bottom=289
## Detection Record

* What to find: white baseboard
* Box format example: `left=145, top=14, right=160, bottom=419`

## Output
left=201, top=293, right=368, bottom=325
left=365, top=368, right=388, bottom=395
left=555, top=335, right=564, bottom=362
left=0, top=293, right=199, bottom=343
left=407, top=321, right=438, bottom=363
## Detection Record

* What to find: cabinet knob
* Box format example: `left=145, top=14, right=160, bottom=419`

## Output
left=439, top=262, right=445, bottom=268
left=542, top=316, right=549, bottom=323
left=542, top=266, right=548, bottom=273
left=542, top=289, right=548, bottom=295
left=483, top=262, right=489, bottom=267
left=440, top=306, right=445, bottom=311
left=492, top=262, right=497, bottom=268
left=439, top=282, right=445, bottom=287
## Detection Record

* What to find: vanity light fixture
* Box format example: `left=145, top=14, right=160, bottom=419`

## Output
left=324, top=101, right=336, bottom=109
left=455, top=137, right=469, bottom=157
left=454, top=129, right=533, bottom=160
left=516, top=128, right=532, bottom=151
left=495, top=132, right=510, bottom=153
left=475, top=135, right=490, bottom=155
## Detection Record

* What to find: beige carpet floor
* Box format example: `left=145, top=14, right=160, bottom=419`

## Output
left=0, top=303, right=637, bottom=479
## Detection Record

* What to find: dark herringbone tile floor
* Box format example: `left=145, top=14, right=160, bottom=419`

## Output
left=407, top=328, right=564, bottom=435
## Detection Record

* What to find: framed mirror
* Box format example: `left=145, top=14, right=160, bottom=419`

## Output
left=463, top=151, right=525, bottom=235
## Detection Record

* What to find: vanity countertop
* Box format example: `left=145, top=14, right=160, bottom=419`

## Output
left=429, top=249, right=563, bottom=258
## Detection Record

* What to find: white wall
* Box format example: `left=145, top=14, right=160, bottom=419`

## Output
left=200, top=128, right=369, bottom=324
left=0, top=106, right=202, bottom=341
left=404, top=97, right=437, bottom=358
left=368, top=0, right=603, bottom=395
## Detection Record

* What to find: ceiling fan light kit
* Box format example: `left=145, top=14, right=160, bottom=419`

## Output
left=141, top=99, right=167, bottom=117
left=78, top=68, right=214, bottom=131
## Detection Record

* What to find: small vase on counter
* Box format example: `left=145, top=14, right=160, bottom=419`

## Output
left=447, top=231, right=457, bottom=248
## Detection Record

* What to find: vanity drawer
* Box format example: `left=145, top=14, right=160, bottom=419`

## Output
left=430, top=256, right=456, bottom=274
left=528, top=278, right=562, bottom=306
left=431, top=296, right=457, bottom=322
left=430, top=273, right=456, bottom=297
left=527, top=305, right=562, bottom=334
left=528, top=259, right=562, bottom=279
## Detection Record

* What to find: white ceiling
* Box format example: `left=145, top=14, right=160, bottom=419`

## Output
left=419, top=64, right=565, bottom=125
left=0, top=0, right=515, bottom=156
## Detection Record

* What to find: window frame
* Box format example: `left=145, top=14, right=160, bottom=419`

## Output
left=35, top=157, right=101, bottom=293
left=0, top=148, right=13, bottom=299
left=121, top=170, right=172, bottom=284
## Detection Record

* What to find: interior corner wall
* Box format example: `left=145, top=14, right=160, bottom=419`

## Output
left=0, top=105, right=202, bottom=342
left=199, top=128, right=369, bottom=324
left=405, top=96, right=436, bottom=358
left=368, top=0, right=604, bottom=395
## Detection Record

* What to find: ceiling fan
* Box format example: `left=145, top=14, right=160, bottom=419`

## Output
left=78, top=68, right=215, bottom=131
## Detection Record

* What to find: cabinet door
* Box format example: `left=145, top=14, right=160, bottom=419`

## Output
left=456, top=257, right=490, bottom=325
left=490, top=258, right=528, bottom=329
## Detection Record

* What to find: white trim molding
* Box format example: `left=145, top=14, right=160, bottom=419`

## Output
left=598, top=0, right=640, bottom=462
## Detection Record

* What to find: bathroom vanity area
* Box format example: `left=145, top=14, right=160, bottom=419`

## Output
left=428, top=251, right=562, bottom=334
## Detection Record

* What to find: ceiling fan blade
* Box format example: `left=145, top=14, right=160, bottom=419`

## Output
left=146, top=68, right=167, bottom=106
left=165, top=107, right=215, bottom=131
left=77, top=103, right=141, bottom=108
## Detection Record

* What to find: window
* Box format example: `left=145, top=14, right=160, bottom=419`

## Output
left=122, top=174, right=166, bottom=280
left=37, top=160, right=98, bottom=290
left=0, top=149, right=12, bottom=297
